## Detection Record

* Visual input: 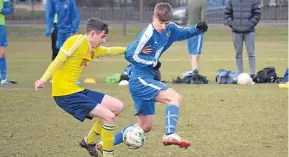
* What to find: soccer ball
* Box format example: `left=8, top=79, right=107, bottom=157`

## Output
left=237, top=73, right=252, bottom=85
left=123, top=125, right=145, bottom=149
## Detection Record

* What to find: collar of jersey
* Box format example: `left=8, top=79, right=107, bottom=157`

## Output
left=151, top=23, right=167, bottom=35
left=83, top=35, right=92, bottom=52
left=151, top=23, right=160, bottom=34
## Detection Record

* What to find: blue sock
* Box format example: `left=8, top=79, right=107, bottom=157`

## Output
left=0, top=57, right=7, bottom=80
left=114, top=124, right=134, bottom=145
left=165, top=105, right=180, bottom=135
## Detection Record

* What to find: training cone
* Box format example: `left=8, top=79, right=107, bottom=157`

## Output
left=84, top=78, right=96, bottom=84
left=278, top=82, right=288, bottom=89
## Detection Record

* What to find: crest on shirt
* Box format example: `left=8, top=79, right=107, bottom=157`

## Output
left=91, top=51, right=95, bottom=59
left=64, top=3, right=68, bottom=8
left=80, top=59, right=89, bottom=67
left=166, top=31, right=171, bottom=37
left=166, top=31, right=171, bottom=40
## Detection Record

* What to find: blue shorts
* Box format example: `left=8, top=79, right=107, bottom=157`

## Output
left=56, top=32, right=71, bottom=48
left=129, top=77, right=168, bottom=115
left=0, top=25, right=7, bottom=47
left=187, top=33, right=203, bottom=55
left=53, top=89, right=105, bottom=122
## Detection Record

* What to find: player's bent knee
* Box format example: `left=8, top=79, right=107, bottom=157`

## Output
left=172, top=93, right=182, bottom=106
left=102, top=112, right=116, bottom=124
left=166, top=88, right=182, bottom=106
left=177, top=93, right=183, bottom=105
left=0, top=47, right=5, bottom=57
left=114, top=101, right=124, bottom=116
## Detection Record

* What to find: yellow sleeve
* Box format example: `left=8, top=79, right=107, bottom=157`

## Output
left=93, top=46, right=127, bottom=58
left=39, top=35, right=84, bottom=82
left=40, top=52, right=68, bottom=82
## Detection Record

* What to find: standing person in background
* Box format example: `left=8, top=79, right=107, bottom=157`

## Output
left=186, top=0, right=207, bottom=75
left=45, top=0, right=80, bottom=59
left=0, top=0, right=16, bottom=84
left=224, top=0, right=261, bottom=78
left=50, top=14, right=59, bottom=61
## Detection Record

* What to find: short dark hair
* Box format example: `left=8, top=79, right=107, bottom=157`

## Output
left=154, top=3, right=172, bottom=22
left=85, top=17, right=109, bottom=34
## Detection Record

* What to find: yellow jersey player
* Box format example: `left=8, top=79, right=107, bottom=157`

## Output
left=35, top=18, right=127, bottom=157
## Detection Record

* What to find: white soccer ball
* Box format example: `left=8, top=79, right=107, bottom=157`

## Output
left=237, top=73, right=252, bottom=85
left=123, top=125, right=145, bottom=149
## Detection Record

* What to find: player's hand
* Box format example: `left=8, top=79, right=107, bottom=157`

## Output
left=35, top=80, right=46, bottom=92
left=141, top=45, right=153, bottom=55
left=45, top=29, right=51, bottom=37
left=196, top=21, right=208, bottom=32
left=153, top=61, right=161, bottom=70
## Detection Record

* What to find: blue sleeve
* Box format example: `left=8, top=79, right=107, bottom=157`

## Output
left=169, top=23, right=201, bottom=41
left=1, top=0, right=12, bottom=15
left=71, top=0, right=80, bottom=33
left=45, top=0, right=55, bottom=36
left=125, top=26, right=158, bottom=68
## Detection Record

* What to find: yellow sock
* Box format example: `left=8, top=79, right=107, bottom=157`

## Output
left=101, top=123, right=115, bottom=156
left=86, top=119, right=103, bottom=144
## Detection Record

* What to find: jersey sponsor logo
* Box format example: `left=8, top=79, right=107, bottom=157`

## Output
left=80, top=59, right=89, bottom=67
left=91, top=51, right=95, bottom=59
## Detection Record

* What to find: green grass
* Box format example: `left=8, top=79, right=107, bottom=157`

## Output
left=0, top=25, right=288, bottom=157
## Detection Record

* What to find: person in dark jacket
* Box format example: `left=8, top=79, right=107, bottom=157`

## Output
left=224, top=0, right=261, bottom=78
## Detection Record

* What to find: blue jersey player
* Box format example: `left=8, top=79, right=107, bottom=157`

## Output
left=0, top=0, right=15, bottom=84
left=97, top=3, right=208, bottom=151
left=45, top=0, right=80, bottom=49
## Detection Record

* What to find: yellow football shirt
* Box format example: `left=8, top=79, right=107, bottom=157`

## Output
left=40, top=34, right=126, bottom=96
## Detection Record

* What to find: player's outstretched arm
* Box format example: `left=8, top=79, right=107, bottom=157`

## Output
left=93, top=46, right=127, bottom=57
left=169, top=22, right=207, bottom=41
left=35, top=35, right=83, bottom=92
left=94, top=44, right=153, bottom=57
left=34, top=52, right=69, bottom=91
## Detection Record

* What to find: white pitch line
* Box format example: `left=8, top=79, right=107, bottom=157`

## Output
left=93, top=58, right=288, bottom=62
left=0, top=88, right=35, bottom=91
